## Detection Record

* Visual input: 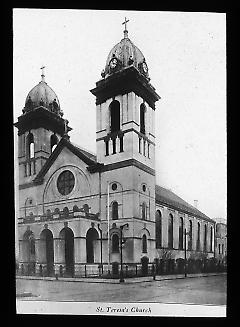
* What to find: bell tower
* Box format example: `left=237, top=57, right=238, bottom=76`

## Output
left=90, top=20, right=160, bottom=264
left=14, top=67, right=72, bottom=187
left=90, top=21, right=160, bottom=170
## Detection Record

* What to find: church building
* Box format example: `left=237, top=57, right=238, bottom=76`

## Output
left=15, top=21, right=216, bottom=278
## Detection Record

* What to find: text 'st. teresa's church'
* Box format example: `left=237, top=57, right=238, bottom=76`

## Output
left=15, top=21, right=215, bottom=277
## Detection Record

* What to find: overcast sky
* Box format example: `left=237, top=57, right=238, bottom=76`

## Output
left=13, top=9, right=226, bottom=220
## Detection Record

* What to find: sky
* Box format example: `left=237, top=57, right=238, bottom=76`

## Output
left=13, top=9, right=226, bottom=220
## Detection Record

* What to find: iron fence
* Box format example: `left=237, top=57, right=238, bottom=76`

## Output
left=16, top=258, right=227, bottom=278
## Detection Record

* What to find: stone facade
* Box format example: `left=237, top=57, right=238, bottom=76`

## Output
left=15, top=26, right=217, bottom=277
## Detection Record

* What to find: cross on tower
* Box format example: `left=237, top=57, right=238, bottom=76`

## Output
left=122, top=17, right=129, bottom=38
left=40, top=66, right=45, bottom=82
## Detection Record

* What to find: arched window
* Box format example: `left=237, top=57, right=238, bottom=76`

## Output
left=197, top=222, right=201, bottom=251
left=142, top=202, right=147, bottom=220
left=188, top=220, right=193, bottom=250
left=218, top=243, right=221, bottom=254
left=168, top=214, right=174, bottom=249
left=179, top=217, right=184, bottom=250
left=222, top=244, right=224, bottom=254
left=140, top=103, right=146, bottom=134
left=210, top=226, right=213, bottom=252
left=204, top=224, right=207, bottom=252
left=142, top=234, right=147, bottom=253
left=112, top=234, right=119, bottom=253
left=110, top=100, right=120, bottom=133
left=112, top=201, right=119, bottom=220
left=155, top=210, right=162, bottom=248
left=50, top=134, right=58, bottom=153
left=26, top=132, right=34, bottom=158
left=29, top=234, right=35, bottom=255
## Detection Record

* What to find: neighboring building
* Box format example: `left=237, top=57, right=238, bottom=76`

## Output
left=14, top=23, right=216, bottom=277
left=214, top=218, right=227, bottom=267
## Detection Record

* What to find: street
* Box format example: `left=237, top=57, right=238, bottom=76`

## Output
left=16, top=274, right=226, bottom=305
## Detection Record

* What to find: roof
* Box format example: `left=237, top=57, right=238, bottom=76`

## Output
left=70, top=142, right=97, bottom=162
left=24, top=80, right=63, bottom=117
left=155, top=185, right=214, bottom=222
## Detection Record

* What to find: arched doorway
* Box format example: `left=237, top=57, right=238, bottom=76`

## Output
left=59, top=227, right=74, bottom=276
left=141, top=256, right=149, bottom=276
left=86, top=228, right=99, bottom=263
left=23, top=230, right=36, bottom=275
left=40, top=229, right=54, bottom=276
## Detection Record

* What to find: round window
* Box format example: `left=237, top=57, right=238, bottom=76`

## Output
left=112, top=183, right=117, bottom=191
left=142, top=184, right=146, bottom=192
left=57, top=170, right=75, bottom=195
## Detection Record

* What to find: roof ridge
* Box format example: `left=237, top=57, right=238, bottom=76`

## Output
left=155, top=184, right=212, bottom=221
left=70, top=141, right=96, bottom=157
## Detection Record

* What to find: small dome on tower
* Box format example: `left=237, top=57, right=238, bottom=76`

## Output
left=22, top=68, right=63, bottom=117
left=103, top=19, right=150, bottom=79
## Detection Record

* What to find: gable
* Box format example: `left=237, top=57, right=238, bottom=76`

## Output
left=33, top=137, right=97, bottom=184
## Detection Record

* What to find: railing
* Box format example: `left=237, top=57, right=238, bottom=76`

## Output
left=18, top=210, right=100, bottom=224
left=16, top=259, right=227, bottom=279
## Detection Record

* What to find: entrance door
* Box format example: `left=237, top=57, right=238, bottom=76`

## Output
left=86, top=228, right=98, bottom=263
left=40, top=229, right=54, bottom=276
left=60, top=227, right=74, bottom=276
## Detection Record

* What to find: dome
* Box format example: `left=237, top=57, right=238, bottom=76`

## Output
left=23, top=79, right=63, bottom=117
left=103, top=33, right=150, bottom=79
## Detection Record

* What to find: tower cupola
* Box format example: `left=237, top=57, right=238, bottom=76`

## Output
left=22, top=66, right=63, bottom=117
left=102, top=18, right=150, bottom=80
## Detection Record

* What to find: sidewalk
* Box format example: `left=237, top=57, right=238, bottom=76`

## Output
left=16, top=272, right=226, bottom=284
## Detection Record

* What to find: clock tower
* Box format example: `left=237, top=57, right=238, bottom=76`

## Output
left=90, top=20, right=160, bottom=264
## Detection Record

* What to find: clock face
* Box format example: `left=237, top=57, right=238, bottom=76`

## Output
left=142, top=62, right=148, bottom=74
left=110, top=58, right=118, bottom=69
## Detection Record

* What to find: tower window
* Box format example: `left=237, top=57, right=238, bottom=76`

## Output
left=147, top=143, right=150, bottom=158
left=140, top=103, right=146, bottom=134
left=26, top=132, right=34, bottom=159
left=112, top=234, right=119, bottom=253
left=105, top=140, right=109, bottom=156
left=112, top=201, right=119, bottom=220
left=110, top=100, right=120, bottom=133
left=50, top=134, right=58, bottom=153
left=139, top=137, right=142, bottom=154
left=142, top=234, right=147, bottom=253
left=112, top=138, right=116, bottom=154
left=119, top=136, right=123, bottom=152
left=143, top=140, right=146, bottom=156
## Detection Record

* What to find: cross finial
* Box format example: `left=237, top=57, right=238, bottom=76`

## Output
left=40, top=65, right=45, bottom=82
left=122, top=17, right=129, bottom=38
